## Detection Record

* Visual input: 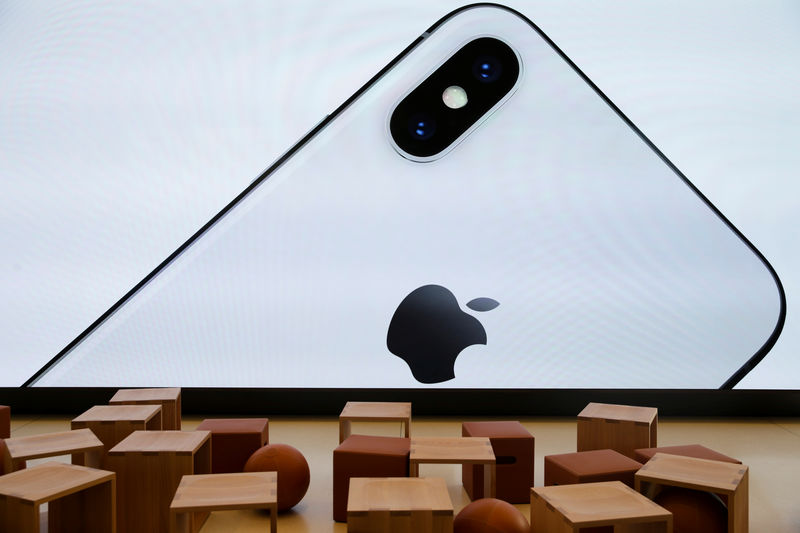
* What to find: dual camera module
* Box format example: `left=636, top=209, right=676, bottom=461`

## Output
left=390, top=37, right=519, bottom=159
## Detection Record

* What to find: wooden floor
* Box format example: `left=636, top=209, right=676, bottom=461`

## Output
left=7, top=414, right=800, bottom=531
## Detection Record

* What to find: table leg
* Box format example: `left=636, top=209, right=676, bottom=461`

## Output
left=636, top=479, right=658, bottom=500
left=404, top=418, right=410, bottom=438
left=269, top=503, right=277, bottom=533
left=483, top=462, right=496, bottom=498
left=339, top=420, right=351, bottom=444
left=85, top=449, right=102, bottom=469
left=410, top=461, right=419, bottom=477
left=171, top=510, right=190, bottom=533
left=0, top=497, right=40, bottom=533
left=729, top=470, right=748, bottom=533
left=1, top=452, right=12, bottom=473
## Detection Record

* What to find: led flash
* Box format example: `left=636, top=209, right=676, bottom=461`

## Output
left=442, top=85, right=468, bottom=109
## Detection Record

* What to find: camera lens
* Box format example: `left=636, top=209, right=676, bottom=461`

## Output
left=408, top=113, right=436, bottom=140
left=472, top=55, right=502, bottom=83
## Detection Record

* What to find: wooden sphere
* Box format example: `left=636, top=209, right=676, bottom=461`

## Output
left=455, top=498, right=530, bottom=533
left=244, top=443, right=310, bottom=511
left=654, top=487, right=727, bottom=533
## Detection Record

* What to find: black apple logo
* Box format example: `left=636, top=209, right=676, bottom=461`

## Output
left=386, top=284, right=499, bottom=384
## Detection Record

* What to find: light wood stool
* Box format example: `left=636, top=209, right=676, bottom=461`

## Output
left=0, top=462, right=116, bottom=533
left=578, top=402, right=658, bottom=459
left=531, top=481, right=672, bottom=532
left=170, top=472, right=278, bottom=533
left=110, top=387, right=182, bottom=430
left=2, top=428, right=104, bottom=472
left=636, top=453, right=748, bottom=533
left=107, top=430, right=211, bottom=533
left=347, top=477, right=453, bottom=533
left=339, top=402, right=411, bottom=443
left=410, top=437, right=496, bottom=498
left=72, top=404, right=162, bottom=465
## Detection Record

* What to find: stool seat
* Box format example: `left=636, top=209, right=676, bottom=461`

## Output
left=333, top=434, right=410, bottom=522
left=545, top=448, right=643, bottom=488
left=634, top=444, right=740, bottom=464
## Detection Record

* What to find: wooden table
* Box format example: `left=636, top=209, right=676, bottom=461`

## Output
left=347, top=477, right=453, bottom=533
left=170, top=472, right=277, bottom=533
left=107, top=430, right=211, bottom=533
left=1, top=428, right=104, bottom=472
left=636, top=453, right=748, bottom=533
left=339, top=402, right=411, bottom=443
left=110, top=388, right=182, bottom=430
left=0, top=462, right=116, bottom=533
left=409, top=437, right=496, bottom=498
left=531, top=481, right=673, bottom=533
left=72, top=404, right=162, bottom=465
left=578, top=402, right=658, bottom=459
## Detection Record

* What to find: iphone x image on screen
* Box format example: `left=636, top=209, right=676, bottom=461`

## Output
left=27, top=4, right=784, bottom=389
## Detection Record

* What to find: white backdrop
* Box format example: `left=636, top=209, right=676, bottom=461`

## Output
left=1, top=1, right=797, bottom=387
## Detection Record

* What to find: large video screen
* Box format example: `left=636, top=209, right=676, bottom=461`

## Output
left=1, top=1, right=796, bottom=390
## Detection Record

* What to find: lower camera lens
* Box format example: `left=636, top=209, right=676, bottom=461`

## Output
left=408, top=113, right=436, bottom=140
left=472, top=55, right=502, bottom=83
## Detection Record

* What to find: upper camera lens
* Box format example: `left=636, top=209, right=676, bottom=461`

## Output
left=408, top=113, right=436, bottom=140
left=472, top=55, right=503, bottom=83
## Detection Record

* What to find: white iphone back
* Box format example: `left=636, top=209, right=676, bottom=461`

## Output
left=33, top=6, right=783, bottom=388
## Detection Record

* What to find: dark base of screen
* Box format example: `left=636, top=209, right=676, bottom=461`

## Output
left=2, top=388, right=799, bottom=416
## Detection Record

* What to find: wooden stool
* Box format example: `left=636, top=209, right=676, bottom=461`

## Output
left=110, top=387, right=182, bottom=430
left=196, top=418, right=269, bottom=473
left=636, top=453, right=748, bottom=533
left=634, top=444, right=740, bottom=465
left=578, top=402, right=658, bottom=459
left=531, top=481, right=672, bottom=533
left=348, top=477, right=453, bottom=533
left=333, top=435, right=410, bottom=522
left=545, top=449, right=643, bottom=488
left=339, top=401, right=411, bottom=443
left=170, top=472, right=277, bottom=533
left=2, top=428, right=104, bottom=472
left=107, top=430, right=211, bottom=533
left=462, top=421, right=534, bottom=503
left=0, top=462, right=116, bottom=533
left=410, top=437, right=496, bottom=499
left=72, top=404, right=162, bottom=466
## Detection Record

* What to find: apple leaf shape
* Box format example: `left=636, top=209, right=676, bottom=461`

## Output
left=466, top=297, right=500, bottom=312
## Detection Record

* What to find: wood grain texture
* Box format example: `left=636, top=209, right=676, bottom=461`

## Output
left=531, top=481, right=671, bottom=533
left=110, top=388, right=182, bottom=430
left=635, top=453, right=748, bottom=533
left=578, top=403, right=658, bottom=458
left=72, top=405, right=162, bottom=466
left=107, top=430, right=211, bottom=533
left=339, top=402, right=411, bottom=443
left=3, top=428, right=104, bottom=471
left=347, top=477, right=453, bottom=533
left=0, top=462, right=115, bottom=533
left=170, top=472, right=277, bottom=533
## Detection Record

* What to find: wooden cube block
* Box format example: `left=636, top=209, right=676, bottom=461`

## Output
left=578, top=402, right=657, bottom=459
left=195, top=418, right=269, bottom=473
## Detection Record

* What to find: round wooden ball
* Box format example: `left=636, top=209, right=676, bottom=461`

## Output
left=454, top=498, right=530, bottom=533
left=654, top=487, right=727, bottom=533
left=244, top=443, right=310, bottom=511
